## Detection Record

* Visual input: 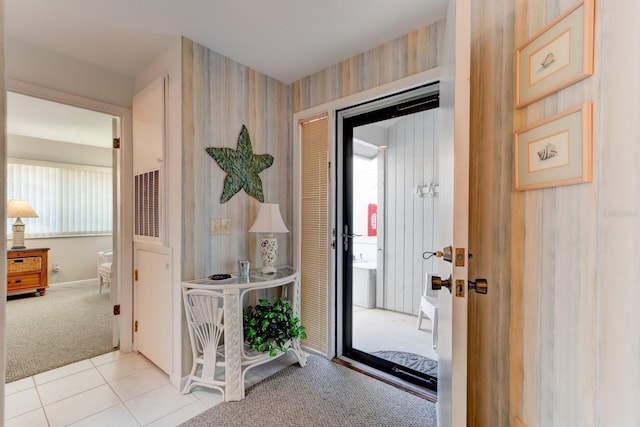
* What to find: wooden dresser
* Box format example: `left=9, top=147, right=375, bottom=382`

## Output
left=7, top=248, right=50, bottom=296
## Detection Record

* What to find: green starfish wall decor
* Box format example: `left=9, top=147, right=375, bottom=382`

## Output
left=206, top=125, right=274, bottom=203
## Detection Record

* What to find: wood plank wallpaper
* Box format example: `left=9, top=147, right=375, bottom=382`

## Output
left=181, top=38, right=292, bottom=281
left=513, top=0, right=599, bottom=425
left=467, top=0, right=640, bottom=425
left=293, top=20, right=445, bottom=113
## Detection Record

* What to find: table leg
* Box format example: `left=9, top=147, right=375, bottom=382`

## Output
left=291, top=276, right=307, bottom=366
left=223, top=288, right=243, bottom=401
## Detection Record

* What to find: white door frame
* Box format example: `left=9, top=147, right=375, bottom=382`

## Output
left=293, top=68, right=441, bottom=360
left=6, top=79, right=135, bottom=353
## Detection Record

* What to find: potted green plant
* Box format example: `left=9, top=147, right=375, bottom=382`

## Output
left=243, top=296, right=307, bottom=356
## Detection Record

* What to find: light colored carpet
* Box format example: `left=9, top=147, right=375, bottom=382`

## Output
left=181, top=355, right=437, bottom=427
left=6, top=282, right=114, bottom=383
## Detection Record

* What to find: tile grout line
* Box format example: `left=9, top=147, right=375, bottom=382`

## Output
left=93, top=355, right=145, bottom=426
left=32, top=380, right=52, bottom=427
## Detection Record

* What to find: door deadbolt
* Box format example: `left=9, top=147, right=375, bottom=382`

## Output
left=423, top=246, right=453, bottom=263
left=468, top=278, right=488, bottom=294
left=430, top=274, right=452, bottom=293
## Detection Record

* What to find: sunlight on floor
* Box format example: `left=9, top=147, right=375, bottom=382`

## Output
left=352, top=307, right=438, bottom=361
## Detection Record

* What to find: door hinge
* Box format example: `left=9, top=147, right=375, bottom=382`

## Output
left=134, top=320, right=138, bottom=332
left=113, top=137, right=121, bottom=149
left=134, top=269, right=138, bottom=281
left=113, top=304, right=120, bottom=316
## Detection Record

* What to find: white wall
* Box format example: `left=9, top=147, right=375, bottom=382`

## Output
left=133, top=36, right=183, bottom=385
left=6, top=37, right=134, bottom=108
left=381, top=110, right=438, bottom=314
left=20, top=235, right=112, bottom=284
left=8, top=134, right=111, bottom=167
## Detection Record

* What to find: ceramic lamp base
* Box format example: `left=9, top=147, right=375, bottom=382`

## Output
left=12, top=220, right=26, bottom=250
left=259, top=236, right=278, bottom=274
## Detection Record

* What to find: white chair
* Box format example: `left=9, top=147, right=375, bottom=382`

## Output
left=97, top=250, right=113, bottom=293
left=182, top=289, right=226, bottom=398
left=417, top=274, right=439, bottom=351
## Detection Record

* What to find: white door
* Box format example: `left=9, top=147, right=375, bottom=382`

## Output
left=134, top=245, right=172, bottom=374
left=435, top=0, right=472, bottom=425
left=132, top=76, right=171, bottom=373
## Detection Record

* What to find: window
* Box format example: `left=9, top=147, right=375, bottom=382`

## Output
left=6, top=160, right=112, bottom=237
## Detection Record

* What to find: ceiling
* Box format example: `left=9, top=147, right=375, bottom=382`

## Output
left=4, top=0, right=447, bottom=147
left=5, top=0, right=447, bottom=84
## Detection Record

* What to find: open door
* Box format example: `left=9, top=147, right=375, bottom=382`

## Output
left=435, top=0, right=472, bottom=425
left=337, top=85, right=441, bottom=392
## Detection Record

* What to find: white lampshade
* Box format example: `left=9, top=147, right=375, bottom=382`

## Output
left=7, top=199, right=39, bottom=219
left=248, top=203, right=289, bottom=234
left=7, top=199, right=38, bottom=250
left=249, top=203, right=288, bottom=274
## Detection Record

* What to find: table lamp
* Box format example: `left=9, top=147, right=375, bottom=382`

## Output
left=249, top=203, right=289, bottom=274
left=7, top=199, right=39, bottom=249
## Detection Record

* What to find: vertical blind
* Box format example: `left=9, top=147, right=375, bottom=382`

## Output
left=6, top=160, right=112, bottom=237
left=300, top=114, right=330, bottom=353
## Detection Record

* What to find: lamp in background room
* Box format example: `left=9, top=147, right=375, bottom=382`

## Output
left=249, top=203, right=289, bottom=274
left=7, top=199, right=39, bottom=250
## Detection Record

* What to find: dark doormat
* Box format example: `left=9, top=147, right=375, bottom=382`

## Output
left=372, top=350, right=438, bottom=378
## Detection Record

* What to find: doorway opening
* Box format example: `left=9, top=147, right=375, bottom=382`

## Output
left=5, top=91, right=121, bottom=383
left=337, top=83, right=440, bottom=392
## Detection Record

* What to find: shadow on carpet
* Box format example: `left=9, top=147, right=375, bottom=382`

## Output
left=181, top=355, right=437, bottom=427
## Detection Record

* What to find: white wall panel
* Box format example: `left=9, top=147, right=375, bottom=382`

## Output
left=383, top=110, right=438, bottom=314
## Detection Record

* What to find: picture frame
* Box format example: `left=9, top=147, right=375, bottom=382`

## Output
left=515, top=0, right=594, bottom=108
left=514, top=103, right=592, bottom=191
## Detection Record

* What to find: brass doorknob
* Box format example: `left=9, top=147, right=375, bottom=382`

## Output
left=468, top=278, right=488, bottom=294
left=430, top=274, right=452, bottom=293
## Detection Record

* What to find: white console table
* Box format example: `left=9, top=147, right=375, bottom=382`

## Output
left=181, top=266, right=307, bottom=401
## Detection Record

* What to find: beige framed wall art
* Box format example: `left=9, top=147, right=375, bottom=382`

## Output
left=515, top=103, right=592, bottom=191
left=515, top=0, right=595, bottom=108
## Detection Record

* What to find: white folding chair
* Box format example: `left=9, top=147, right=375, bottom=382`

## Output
left=97, top=250, right=113, bottom=293
left=416, top=273, right=439, bottom=351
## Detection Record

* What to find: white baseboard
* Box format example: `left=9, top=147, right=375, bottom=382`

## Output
left=49, top=278, right=98, bottom=288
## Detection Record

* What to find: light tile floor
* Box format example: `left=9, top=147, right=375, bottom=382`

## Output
left=5, top=350, right=298, bottom=427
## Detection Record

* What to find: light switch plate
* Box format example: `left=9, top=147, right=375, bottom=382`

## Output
left=220, top=219, right=231, bottom=234
left=210, top=218, right=231, bottom=235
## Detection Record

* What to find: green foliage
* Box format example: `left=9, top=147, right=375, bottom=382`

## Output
left=243, top=297, right=307, bottom=357
left=205, top=124, right=274, bottom=203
